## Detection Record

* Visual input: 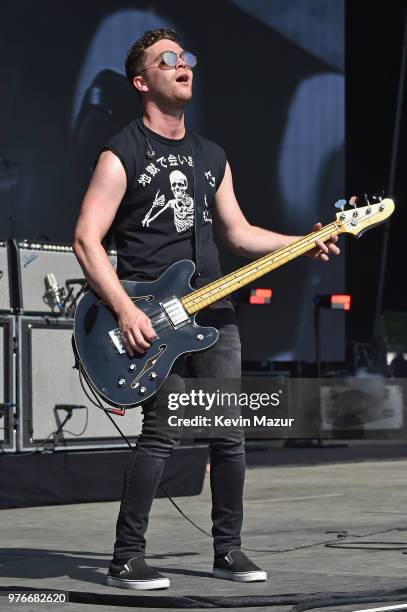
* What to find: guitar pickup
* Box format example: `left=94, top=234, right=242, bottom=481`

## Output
left=160, top=297, right=190, bottom=329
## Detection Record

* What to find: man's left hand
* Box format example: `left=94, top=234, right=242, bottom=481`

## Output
left=307, top=222, right=340, bottom=262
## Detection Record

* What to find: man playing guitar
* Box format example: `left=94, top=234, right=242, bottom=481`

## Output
left=73, top=28, right=339, bottom=591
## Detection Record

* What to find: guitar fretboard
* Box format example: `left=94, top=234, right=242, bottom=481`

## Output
left=180, top=222, right=342, bottom=314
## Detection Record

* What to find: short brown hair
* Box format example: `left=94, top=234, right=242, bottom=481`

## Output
left=125, top=28, right=178, bottom=85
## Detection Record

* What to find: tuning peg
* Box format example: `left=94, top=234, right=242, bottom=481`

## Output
left=369, top=193, right=385, bottom=212
left=334, top=199, right=347, bottom=211
left=364, top=193, right=372, bottom=214
left=349, top=195, right=358, bottom=217
left=334, top=199, right=347, bottom=220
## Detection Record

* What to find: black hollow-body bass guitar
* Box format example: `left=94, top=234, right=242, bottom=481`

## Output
left=73, top=198, right=395, bottom=409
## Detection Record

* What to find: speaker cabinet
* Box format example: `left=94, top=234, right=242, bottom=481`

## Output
left=0, top=241, right=14, bottom=313
left=0, top=316, right=16, bottom=451
left=12, top=240, right=116, bottom=315
left=18, top=317, right=142, bottom=451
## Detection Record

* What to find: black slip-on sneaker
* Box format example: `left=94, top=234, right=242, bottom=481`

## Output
left=106, top=556, right=170, bottom=590
left=213, top=549, right=268, bottom=582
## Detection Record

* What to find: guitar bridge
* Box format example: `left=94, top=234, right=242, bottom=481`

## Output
left=160, top=297, right=190, bottom=330
left=108, top=328, right=126, bottom=354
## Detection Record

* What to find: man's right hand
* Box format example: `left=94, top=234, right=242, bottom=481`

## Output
left=117, top=304, right=157, bottom=356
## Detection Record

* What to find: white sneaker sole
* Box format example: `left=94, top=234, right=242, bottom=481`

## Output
left=106, top=575, right=170, bottom=590
left=213, top=568, right=267, bottom=582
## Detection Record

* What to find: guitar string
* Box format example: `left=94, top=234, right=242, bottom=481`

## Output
left=126, top=223, right=341, bottom=340
left=182, top=224, right=339, bottom=306
left=181, top=223, right=340, bottom=310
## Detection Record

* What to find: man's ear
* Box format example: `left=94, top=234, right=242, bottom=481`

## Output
left=133, top=75, right=149, bottom=94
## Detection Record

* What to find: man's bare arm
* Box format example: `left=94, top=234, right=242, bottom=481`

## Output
left=213, top=162, right=339, bottom=260
left=73, top=151, right=156, bottom=355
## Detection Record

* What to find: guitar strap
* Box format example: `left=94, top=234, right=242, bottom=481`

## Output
left=190, top=130, right=205, bottom=281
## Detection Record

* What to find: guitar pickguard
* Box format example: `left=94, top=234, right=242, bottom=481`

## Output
left=131, top=344, right=167, bottom=388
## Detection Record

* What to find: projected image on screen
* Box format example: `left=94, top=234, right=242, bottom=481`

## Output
left=224, top=0, right=345, bottom=363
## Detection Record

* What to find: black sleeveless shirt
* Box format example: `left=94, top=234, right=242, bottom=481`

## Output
left=102, top=118, right=232, bottom=309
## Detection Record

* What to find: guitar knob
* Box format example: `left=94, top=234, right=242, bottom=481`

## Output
left=196, top=334, right=204, bottom=341
left=118, top=378, right=126, bottom=388
left=129, top=363, right=136, bottom=372
left=149, top=372, right=157, bottom=380
left=139, top=386, right=147, bottom=395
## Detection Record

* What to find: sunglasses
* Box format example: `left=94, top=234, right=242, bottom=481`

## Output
left=141, top=50, right=197, bottom=73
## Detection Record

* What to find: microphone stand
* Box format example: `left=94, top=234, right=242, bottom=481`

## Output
left=51, top=406, right=74, bottom=448
left=64, top=279, right=87, bottom=318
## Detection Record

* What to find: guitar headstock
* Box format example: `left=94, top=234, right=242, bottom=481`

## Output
left=334, top=195, right=395, bottom=238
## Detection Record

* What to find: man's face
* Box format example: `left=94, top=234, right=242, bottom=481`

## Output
left=138, top=39, right=193, bottom=107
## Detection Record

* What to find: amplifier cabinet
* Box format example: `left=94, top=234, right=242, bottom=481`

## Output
left=18, top=317, right=142, bottom=451
left=0, top=316, right=16, bottom=452
left=0, top=240, right=14, bottom=313
left=12, top=240, right=117, bottom=315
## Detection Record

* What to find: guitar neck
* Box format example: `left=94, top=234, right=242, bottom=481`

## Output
left=181, top=221, right=343, bottom=314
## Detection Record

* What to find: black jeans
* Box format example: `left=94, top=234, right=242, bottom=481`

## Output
left=112, top=307, right=245, bottom=561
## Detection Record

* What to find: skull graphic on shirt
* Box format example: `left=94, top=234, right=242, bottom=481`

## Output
left=141, top=170, right=194, bottom=233
left=168, top=170, right=194, bottom=232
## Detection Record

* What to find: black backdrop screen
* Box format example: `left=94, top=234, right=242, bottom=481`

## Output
left=0, top=0, right=344, bottom=361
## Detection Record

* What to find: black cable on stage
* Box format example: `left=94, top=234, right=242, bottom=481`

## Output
left=78, top=365, right=216, bottom=539
left=78, top=365, right=339, bottom=549
left=7, top=371, right=407, bottom=609
left=78, top=365, right=407, bottom=556
left=325, top=525, right=407, bottom=551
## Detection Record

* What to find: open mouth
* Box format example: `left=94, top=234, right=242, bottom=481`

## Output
left=176, top=74, right=189, bottom=83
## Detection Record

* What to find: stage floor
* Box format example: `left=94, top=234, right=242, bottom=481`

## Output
left=1, top=443, right=407, bottom=612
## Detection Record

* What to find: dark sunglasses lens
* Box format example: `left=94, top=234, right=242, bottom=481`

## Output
left=162, top=51, right=178, bottom=67
left=184, top=52, right=197, bottom=68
